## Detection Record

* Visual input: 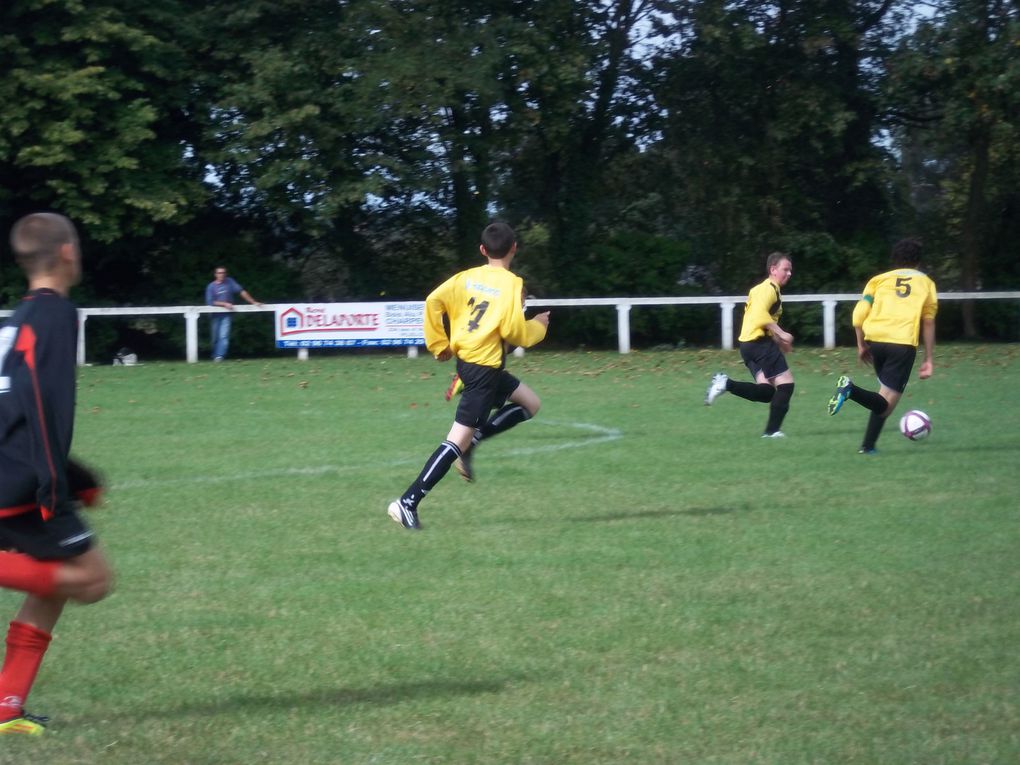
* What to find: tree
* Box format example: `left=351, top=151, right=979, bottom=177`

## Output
left=884, top=0, right=1020, bottom=336
left=0, top=0, right=208, bottom=244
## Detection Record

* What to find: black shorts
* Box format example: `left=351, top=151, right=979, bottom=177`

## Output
left=0, top=508, right=95, bottom=560
left=454, top=359, right=521, bottom=429
left=869, top=342, right=917, bottom=393
left=739, top=339, right=789, bottom=380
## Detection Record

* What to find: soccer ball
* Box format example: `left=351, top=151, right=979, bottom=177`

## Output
left=899, top=409, right=932, bottom=441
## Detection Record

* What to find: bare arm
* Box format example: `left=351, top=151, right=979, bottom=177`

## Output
left=918, top=317, right=935, bottom=379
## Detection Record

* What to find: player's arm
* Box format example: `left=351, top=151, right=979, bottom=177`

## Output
left=67, top=457, right=105, bottom=507
left=423, top=277, right=456, bottom=359
left=500, top=281, right=547, bottom=348
left=918, top=317, right=935, bottom=379
left=852, top=277, right=878, bottom=363
left=764, top=321, right=793, bottom=353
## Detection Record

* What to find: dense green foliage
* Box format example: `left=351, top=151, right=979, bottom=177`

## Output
left=2, top=0, right=1018, bottom=350
left=2, top=346, right=1018, bottom=763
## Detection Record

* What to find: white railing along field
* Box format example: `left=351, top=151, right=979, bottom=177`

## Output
left=2, top=292, right=1019, bottom=364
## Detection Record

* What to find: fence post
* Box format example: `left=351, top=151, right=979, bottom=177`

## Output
left=185, top=307, right=200, bottom=363
left=720, top=302, right=736, bottom=350
left=77, top=311, right=87, bottom=366
left=616, top=303, right=632, bottom=354
left=822, top=300, right=837, bottom=349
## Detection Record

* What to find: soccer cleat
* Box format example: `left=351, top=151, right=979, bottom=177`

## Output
left=444, top=374, right=464, bottom=402
left=454, top=450, right=474, bottom=483
left=704, top=373, right=728, bottom=406
left=828, top=375, right=852, bottom=415
left=387, top=500, right=421, bottom=530
left=858, top=447, right=878, bottom=455
left=761, top=431, right=786, bottom=438
left=0, top=712, right=48, bottom=736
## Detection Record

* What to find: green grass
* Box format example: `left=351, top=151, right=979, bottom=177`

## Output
left=3, top=345, right=1019, bottom=764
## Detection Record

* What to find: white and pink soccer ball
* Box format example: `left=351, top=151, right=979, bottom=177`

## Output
left=899, top=410, right=932, bottom=441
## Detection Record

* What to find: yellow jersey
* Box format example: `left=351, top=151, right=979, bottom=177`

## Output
left=852, top=268, right=938, bottom=346
left=424, top=265, right=547, bottom=368
left=738, top=277, right=783, bottom=342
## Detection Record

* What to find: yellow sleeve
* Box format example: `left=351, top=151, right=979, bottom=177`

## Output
left=852, top=276, right=879, bottom=327
left=742, top=281, right=776, bottom=334
left=499, top=278, right=547, bottom=348
left=921, top=279, right=938, bottom=320
left=423, top=275, right=457, bottom=357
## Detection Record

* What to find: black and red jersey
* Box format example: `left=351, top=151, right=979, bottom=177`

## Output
left=0, top=289, right=79, bottom=520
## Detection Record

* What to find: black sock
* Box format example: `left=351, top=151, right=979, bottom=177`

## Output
left=764, top=383, right=794, bottom=434
left=862, top=412, right=887, bottom=451
left=727, top=380, right=775, bottom=403
left=401, top=440, right=462, bottom=509
left=850, top=385, right=888, bottom=414
left=477, top=404, right=532, bottom=443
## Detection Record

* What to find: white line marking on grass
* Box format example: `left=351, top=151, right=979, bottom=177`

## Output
left=111, top=419, right=622, bottom=490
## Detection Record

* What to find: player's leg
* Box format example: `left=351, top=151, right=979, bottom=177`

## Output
left=856, top=343, right=913, bottom=453
left=716, top=341, right=778, bottom=406
left=0, top=542, right=110, bottom=734
left=762, top=367, right=794, bottom=437
left=0, top=595, right=64, bottom=729
left=456, top=376, right=535, bottom=482
left=478, top=378, right=536, bottom=441
left=389, top=364, right=496, bottom=528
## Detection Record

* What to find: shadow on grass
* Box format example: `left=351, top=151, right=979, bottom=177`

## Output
left=570, top=506, right=747, bottom=522
left=124, top=678, right=510, bottom=721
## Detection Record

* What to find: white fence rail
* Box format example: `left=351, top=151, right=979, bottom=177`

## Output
left=3, top=292, right=1019, bottom=364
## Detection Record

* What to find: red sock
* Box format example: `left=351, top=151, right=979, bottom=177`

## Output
left=0, top=622, right=52, bottom=720
left=0, top=551, right=60, bottom=598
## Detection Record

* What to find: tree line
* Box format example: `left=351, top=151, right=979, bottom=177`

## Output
left=2, top=0, right=1018, bottom=355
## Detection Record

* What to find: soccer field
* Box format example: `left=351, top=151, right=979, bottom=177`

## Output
left=4, top=345, right=1019, bottom=764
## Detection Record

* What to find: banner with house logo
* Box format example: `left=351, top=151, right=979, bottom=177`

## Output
left=275, top=302, right=425, bottom=348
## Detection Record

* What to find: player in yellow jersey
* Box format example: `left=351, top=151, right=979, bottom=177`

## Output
left=704, top=252, right=796, bottom=437
left=387, top=222, right=551, bottom=530
left=827, top=238, right=937, bottom=453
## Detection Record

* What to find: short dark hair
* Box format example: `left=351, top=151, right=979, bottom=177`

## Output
left=9, top=212, right=78, bottom=275
left=766, top=251, right=791, bottom=272
left=480, top=221, right=516, bottom=259
left=891, top=238, right=923, bottom=267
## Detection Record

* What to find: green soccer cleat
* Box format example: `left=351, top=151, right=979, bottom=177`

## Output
left=0, top=712, right=49, bottom=736
left=828, top=375, right=852, bottom=416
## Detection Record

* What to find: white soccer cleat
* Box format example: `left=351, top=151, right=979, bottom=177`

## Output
left=761, top=431, right=786, bottom=438
left=387, top=500, right=421, bottom=530
left=704, top=373, right=728, bottom=406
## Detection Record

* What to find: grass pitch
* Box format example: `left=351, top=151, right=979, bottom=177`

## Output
left=3, top=345, right=1019, bottom=764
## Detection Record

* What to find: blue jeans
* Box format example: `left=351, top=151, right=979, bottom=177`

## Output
left=211, top=314, right=232, bottom=360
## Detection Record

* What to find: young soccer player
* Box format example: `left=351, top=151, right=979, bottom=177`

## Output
left=827, top=238, right=937, bottom=453
left=704, top=252, right=796, bottom=437
left=0, top=213, right=114, bottom=736
left=387, top=221, right=550, bottom=530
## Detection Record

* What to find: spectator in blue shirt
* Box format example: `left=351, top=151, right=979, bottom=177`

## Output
left=204, top=267, right=262, bottom=361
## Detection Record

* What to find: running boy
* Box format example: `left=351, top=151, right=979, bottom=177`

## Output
left=827, top=238, right=937, bottom=453
left=704, top=252, right=796, bottom=437
left=0, top=213, right=114, bottom=736
left=388, top=221, right=550, bottom=530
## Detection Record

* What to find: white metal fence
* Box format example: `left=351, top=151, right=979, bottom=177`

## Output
left=3, top=292, right=1019, bottom=364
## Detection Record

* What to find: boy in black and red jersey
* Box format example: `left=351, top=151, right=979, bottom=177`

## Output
left=0, top=213, right=113, bottom=736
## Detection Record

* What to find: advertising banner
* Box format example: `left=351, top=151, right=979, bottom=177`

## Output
left=275, top=302, right=425, bottom=348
